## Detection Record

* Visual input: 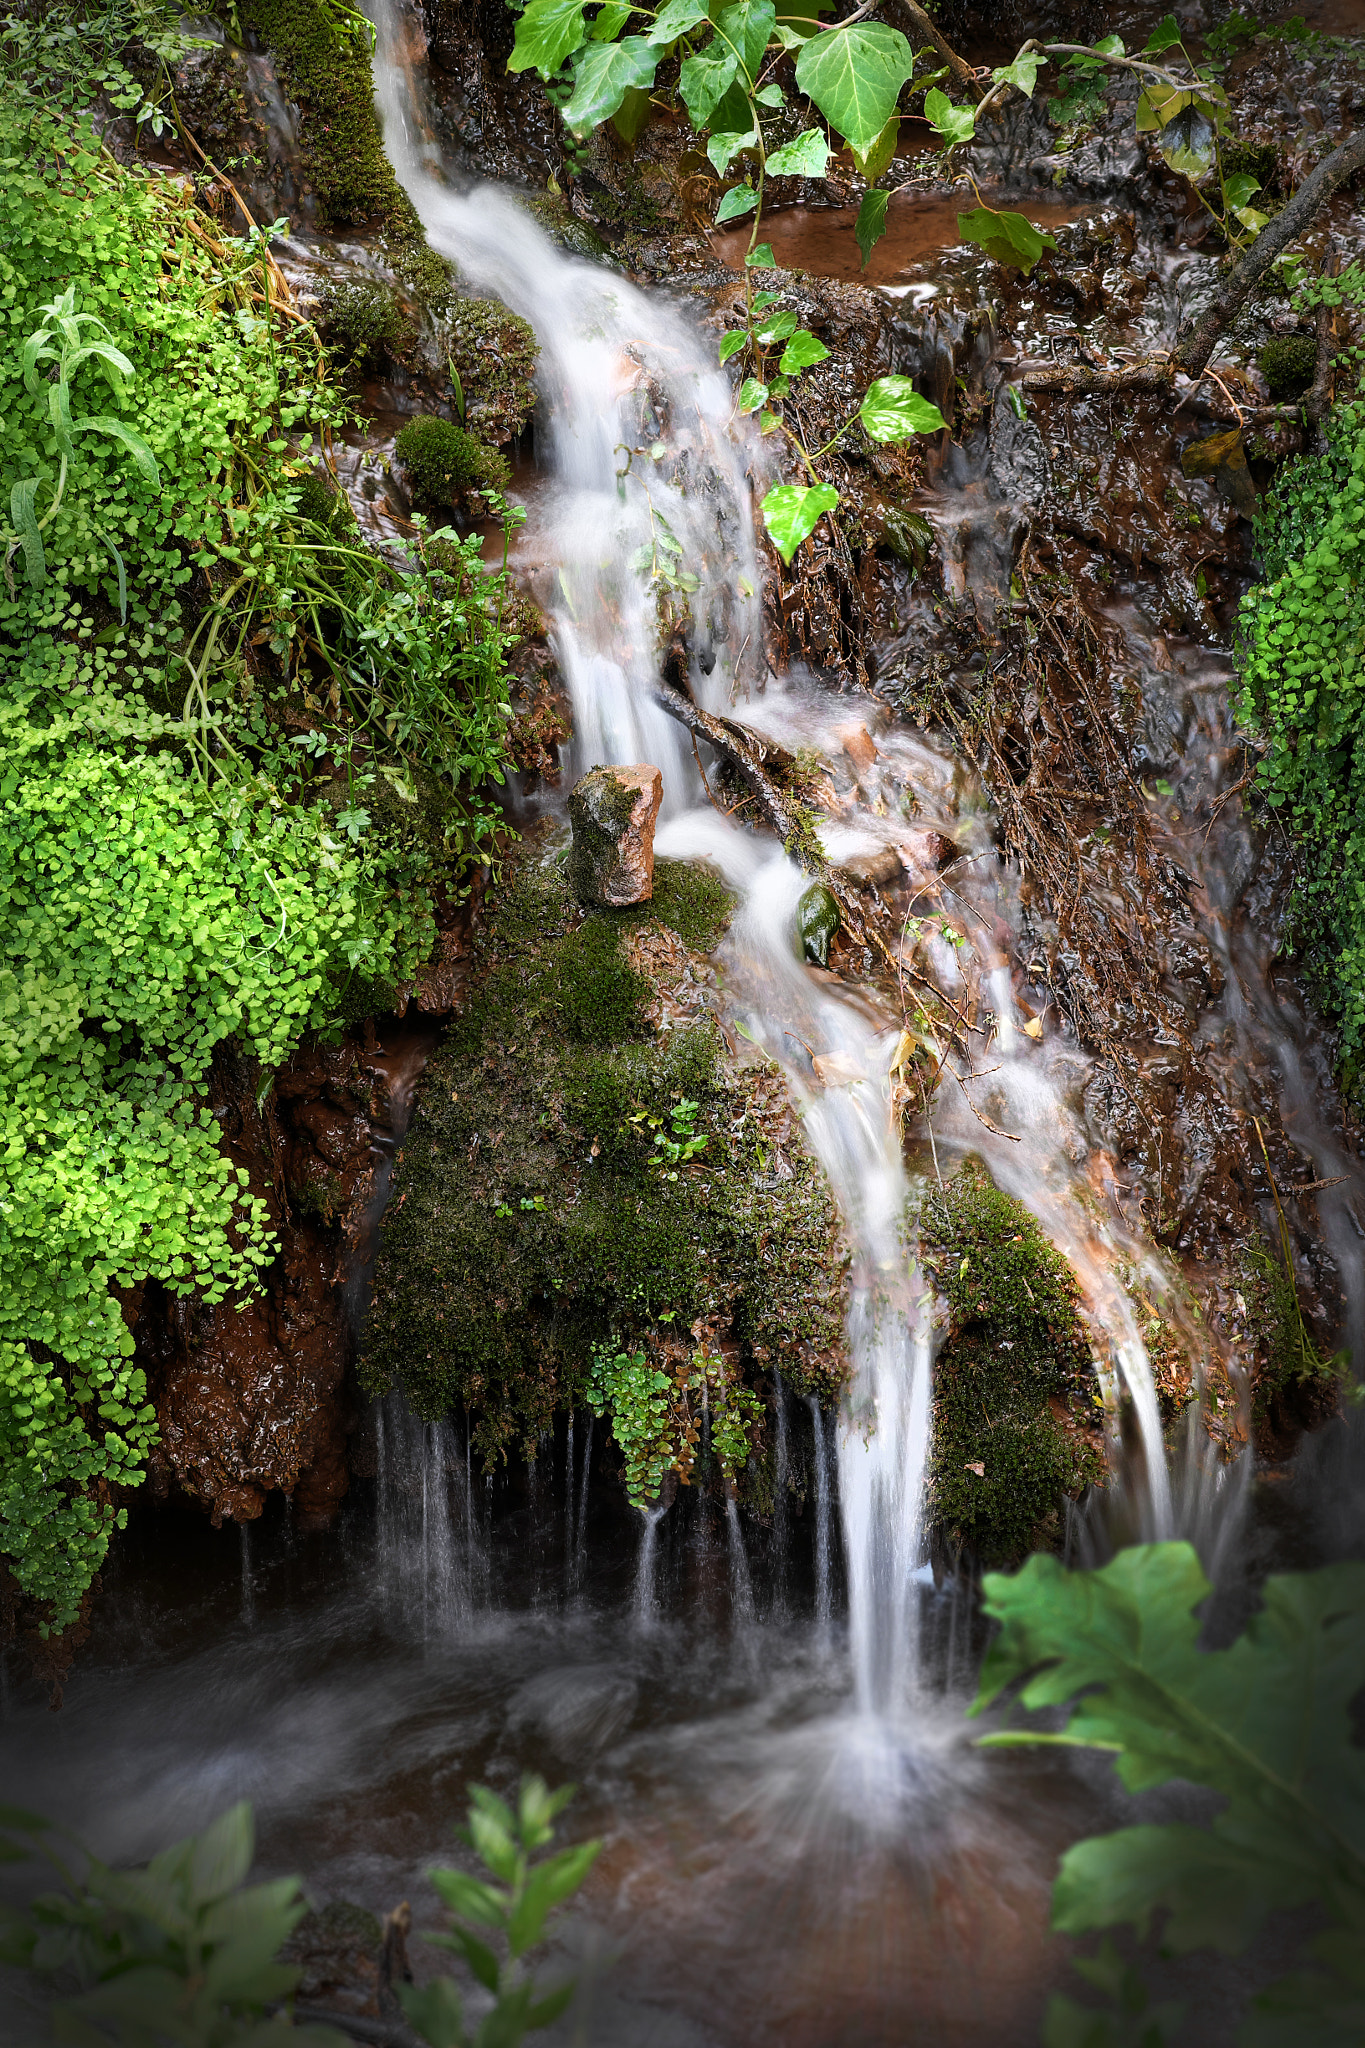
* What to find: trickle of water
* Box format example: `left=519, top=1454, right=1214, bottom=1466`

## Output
left=575, top=1413, right=593, bottom=1592
left=375, top=1393, right=479, bottom=1634
left=725, top=1494, right=757, bottom=1635
left=810, top=1396, right=834, bottom=1632
left=239, top=1521, right=255, bottom=1631
left=771, top=1370, right=789, bottom=1616
left=633, top=1504, right=667, bottom=1630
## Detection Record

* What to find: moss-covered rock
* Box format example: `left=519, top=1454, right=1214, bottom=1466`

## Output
left=310, top=277, right=407, bottom=372
left=240, top=0, right=448, bottom=301
left=1257, top=332, right=1318, bottom=399
left=395, top=415, right=511, bottom=507
left=362, top=843, right=846, bottom=1468
left=921, top=1159, right=1103, bottom=1565
left=443, top=296, right=539, bottom=446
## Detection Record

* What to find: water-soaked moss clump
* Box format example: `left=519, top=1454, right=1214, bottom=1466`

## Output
left=363, top=847, right=846, bottom=1467
left=1257, top=333, right=1318, bottom=398
left=444, top=297, right=539, bottom=447
left=395, top=416, right=511, bottom=507
left=311, top=278, right=407, bottom=372
left=921, top=1160, right=1103, bottom=1564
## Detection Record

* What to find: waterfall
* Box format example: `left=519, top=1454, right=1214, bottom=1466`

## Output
left=374, top=1392, right=479, bottom=1634
left=365, top=0, right=1174, bottom=1720
left=810, top=1396, right=833, bottom=1631
left=771, top=1370, right=788, bottom=1615
left=633, top=1504, right=667, bottom=1629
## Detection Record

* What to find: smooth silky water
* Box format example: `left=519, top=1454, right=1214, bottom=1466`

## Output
left=4, top=6, right=1363, bottom=2041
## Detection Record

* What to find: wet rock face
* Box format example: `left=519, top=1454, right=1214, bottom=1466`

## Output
left=567, top=764, right=663, bottom=906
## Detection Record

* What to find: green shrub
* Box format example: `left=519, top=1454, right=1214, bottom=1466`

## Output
left=395, top=415, right=512, bottom=507
left=1236, top=334, right=1365, bottom=1069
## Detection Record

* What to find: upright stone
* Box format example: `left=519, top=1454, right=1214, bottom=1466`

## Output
left=567, top=764, right=663, bottom=906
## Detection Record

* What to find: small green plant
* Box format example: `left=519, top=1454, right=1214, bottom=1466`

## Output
left=0, top=1798, right=347, bottom=2048
left=588, top=1335, right=762, bottom=1504
left=972, top=1543, right=1365, bottom=2047
left=632, top=1097, right=708, bottom=1174
left=402, top=1777, right=599, bottom=2048
left=395, top=415, right=511, bottom=509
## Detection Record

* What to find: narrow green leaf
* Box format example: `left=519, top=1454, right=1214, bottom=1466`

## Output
left=9, top=477, right=46, bottom=587
left=761, top=480, right=838, bottom=561
left=854, top=186, right=888, bottom=269
left=858, top=375, right=946, bottom=441
left=74, top=417, right=162, bottom=490
left=794, top=21, right=914, bottom=153
left=100, top=527, right=129, bottom=625
left=399, top=1977, right=466, bottom=2048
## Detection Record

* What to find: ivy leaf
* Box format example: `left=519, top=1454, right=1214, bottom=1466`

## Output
left=755, top=307, right=796, bottom=341
left=646, top=0, right=712, bottom=42
left=858, top=375, right=946, bottom=441
left=1223, top=171, right=1262, bottom=210
left=611, top=83, right=653, bottom=140
left=957, top=206, right=1056, bottom=274
left=766, top=125, right=830, bottom=178
left=679, top=39, right=740, bottom=126
left=708, top=125, right=758, bottom=173
left=778, top=328, right=829, bottom=373
left=589, top=0, right=633, bottom=35
left=715, top=181, right=758, bottom=222
left=991, top=51, right=1044, bottom=96
left=755, top=80, right=784, bottom=104
left=1155, top=101, right=1216, bottom=179
left=508, top=0, right=588, bottom=77
left=715, top=0, right=775, bottom=80
left=849, top=111, right=898, bottom=180
left=737, top=377, right=768, bottom=411
left=794, top=21, right=915, bottom=153
left=1142, top=12, right=1182, bottom=51
left=854, top=186, right=889, bottom=269
left=745, top=242, right=776, bottom=267
left=562, top=36, right=659, bottom=132
left=718, top=329, right=750, bottom=363
left=761, top=480, right=839, bottom=562
left=923, top=86, right=976, bottom=147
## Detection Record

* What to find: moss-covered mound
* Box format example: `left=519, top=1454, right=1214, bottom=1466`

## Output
left=362, top=846, right=848, bottom=1468
left=921, top=1160, right=1103, bottom=1564
left=444, top=297, right=539, bottom=447
left=395, top=416, right=510, bottom=507
left=311, top=277, right=407, bottom=372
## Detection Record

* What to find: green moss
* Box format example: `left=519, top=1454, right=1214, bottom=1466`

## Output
left=240, top=0, right=449, bottom=301
left=1222, top=139, right=1279, bottom=196
left=311, top=277, right=406, bottom=371
left=445, top=298, right=539, bottom=446
left=394, top=416, right=510, bottom=508
left=292, top=464, right=358, bottom=534
left=524, top=196, right=611, bottom=261
left=1257, top=333, right=1318, bottom=399
left=920, top=1159, right=1102, bottom=1565
left=625, top=859, right=735, bottom=952
left=361, top=847, right=846, bottom=1468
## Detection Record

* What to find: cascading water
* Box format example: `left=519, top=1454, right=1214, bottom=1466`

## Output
left=362, top=0, right=1177, bottom=1720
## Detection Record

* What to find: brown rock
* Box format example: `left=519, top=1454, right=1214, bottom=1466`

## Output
left=567, top=764, right=663, bottom=906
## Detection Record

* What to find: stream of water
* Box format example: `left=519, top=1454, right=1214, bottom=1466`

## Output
left=4, top=8, right=1365, bottom=2043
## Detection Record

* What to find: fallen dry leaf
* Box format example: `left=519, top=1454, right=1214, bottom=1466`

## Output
left=812, top=1050, right=866, bottom=1088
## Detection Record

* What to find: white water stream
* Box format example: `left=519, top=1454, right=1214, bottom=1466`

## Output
left=365, top=0, right=1178, bottom=1726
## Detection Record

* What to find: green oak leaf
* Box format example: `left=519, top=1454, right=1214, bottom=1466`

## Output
left=778, top=329, right=829, bottom=373
left=957, top=206, right=1056, bottom=274
left=858, top=375, right=946, bottom=440
left=761, top=480, right=838, bottom=561
left=766, top=126, right=830, bottom=178
left=715, top=181, right=758, bottom=222
left=923, top=86, right=975, bottom=147
left=854, top=186, right=888, bottom=269
left=679, top=39, right=740, bottom=125
left=794, top=21, right=915, bottom=153
left=508, top=0, right=588, bottom=77
left=562, top=35, right=659, bottom=132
